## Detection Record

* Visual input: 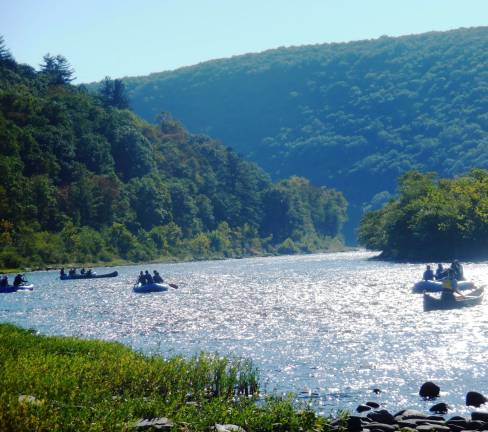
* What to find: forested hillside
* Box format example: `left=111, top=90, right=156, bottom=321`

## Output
left=0, top=39, right=347, bottom=270
left=119, top=27, right=488, bottom=241
left=358, top=169, right=488, bottom=261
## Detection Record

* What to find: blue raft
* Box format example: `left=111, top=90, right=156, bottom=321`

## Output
left=412, top=280, right=475, bottom=293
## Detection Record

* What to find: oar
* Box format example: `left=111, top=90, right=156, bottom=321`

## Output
left=168, top=283, right=179, bottom=289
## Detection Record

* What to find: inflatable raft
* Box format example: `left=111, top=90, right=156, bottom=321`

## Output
left=412, top=280, right=475, bottom=293
left=133, top=282, right=169, bottom=293
left=60, top=271, right=118, bottom=280
left=0, top=283, right=34, bottom=293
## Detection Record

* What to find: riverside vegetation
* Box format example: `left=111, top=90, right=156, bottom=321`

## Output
left=0, top=323, right=329, bottom=431
left=0, top=37, right=347, bottom=271
left=118, top=27, right=488, bottom=240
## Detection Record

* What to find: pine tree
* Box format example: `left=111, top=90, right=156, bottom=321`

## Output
left=99, top=76, right=129, bottom=109
left=0, top=35, right=14, bottom=64
left=40, top=53, right=75, bottom=84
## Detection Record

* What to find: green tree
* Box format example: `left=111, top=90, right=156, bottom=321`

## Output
left=40, top=53, right=75, bottom=84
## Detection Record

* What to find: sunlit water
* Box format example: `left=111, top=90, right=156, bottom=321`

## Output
left=2, top=251, right=488, bottom=416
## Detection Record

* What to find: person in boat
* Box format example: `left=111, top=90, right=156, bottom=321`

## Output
left=60, top=268, right=66, bottom=277
left=86, top=269, right=92, bottom=276
left=80, top=268, right=86, bottom=275
left=13, top=274, right=26, bottom=287
left=144, top=270, right=154, bottom=285
left=441, top=269, right=462, bottom=300
left=138, top=271, right=145, bottom=285
left=153, top=270, right=163, bottom=283
left=423, top=265, right=434, bottom=281
left=450, top=260, right=464, bottom=281
left=69, top=268, right=75, bottom=276
left=435, top=263, right=446, bottom=280
left=0, top=274, right=8, bottom=288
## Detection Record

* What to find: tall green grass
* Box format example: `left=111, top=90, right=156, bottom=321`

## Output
left=0, top=324, right=329, bottom=431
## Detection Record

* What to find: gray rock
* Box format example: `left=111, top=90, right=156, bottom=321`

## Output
left=134, top=417, right=173, bottom=431
left=465, top=420, right=486, bottom=430
left=416, top=420, right=447, bottom=427
left=427, top=416, right=446, bottom=421
left=366, top=402, right=380, bottom=409
left=420, top=382, right=440, bottom=399
left=366, top=423, right=397, bottom=432
left=447, top=420, right=469, bottom=429
left=367, top=410, right=395, bottom=425
left=471, top=412, right=488, bottom=423
left=214, top=425, right=246, bottom=432
left=18, top=395, right=43, bottom=406
left=373, top=389, right=382, bottom=394
left=398, top=420, right=420, bottom=429
left=467, top=392, right=488, bottom=408
left=416, top=425, right=450, bottom=432
left=348, top=415, right=363, bottom=432
left=400, top=410, right=429, bottom=420
left=358, top=404, right=372, bottom=413
left=448, top=425, right=467, bottom=432
left=430, top=403, right=449, bottom=414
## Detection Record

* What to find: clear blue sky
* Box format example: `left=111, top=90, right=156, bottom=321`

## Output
left=1, top=0, right=487, bottom=83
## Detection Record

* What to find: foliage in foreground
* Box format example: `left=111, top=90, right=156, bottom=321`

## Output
left=0, top=38, right=347, bottom=271
left=0, top=324, right=329, bottom=431
left=358, top=169, right=488, bottom=260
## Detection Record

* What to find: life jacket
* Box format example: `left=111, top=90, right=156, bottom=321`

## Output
left=442, top=279, right=453, bottom=290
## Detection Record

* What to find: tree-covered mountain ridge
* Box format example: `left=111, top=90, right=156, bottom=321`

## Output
left=0, top=39, right=347, bottom=270
left=116, top=26, right=488, bottom=242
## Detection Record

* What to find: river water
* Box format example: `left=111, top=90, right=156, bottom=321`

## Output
left=1, top=251, right=488, bottom=416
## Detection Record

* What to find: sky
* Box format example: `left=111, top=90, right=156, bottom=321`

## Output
left=1, top=0, right=487, bottom=83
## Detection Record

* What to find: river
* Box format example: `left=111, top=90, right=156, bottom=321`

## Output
left=1, top=250, right=488, bottom=416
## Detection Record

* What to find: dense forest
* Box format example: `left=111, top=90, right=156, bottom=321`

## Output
left=115, top=27, right=488, bottom=241
left=0, top=38, right=347, bottom=270
left=358, top=169, right=488, bottom=261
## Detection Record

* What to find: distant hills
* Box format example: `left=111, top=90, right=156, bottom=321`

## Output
left=119, top=27, right=488, bottom=242
left=0, top=40, right=347, bottom=270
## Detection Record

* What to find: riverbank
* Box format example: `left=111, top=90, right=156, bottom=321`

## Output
left=0, top=241, right=353, bottom=274
left=3, top=324, right=488, bottom=431
left=0, top=323, right=326, bottom=431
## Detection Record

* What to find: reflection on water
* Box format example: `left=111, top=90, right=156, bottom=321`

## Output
left=1, top=251, right=488, bottom=415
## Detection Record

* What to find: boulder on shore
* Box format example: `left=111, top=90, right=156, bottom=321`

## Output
left=419, top=382, right=440, bottom=399
left=466, top=391, right=487, bottom=407
left=430, top=403, right=449, bottom=414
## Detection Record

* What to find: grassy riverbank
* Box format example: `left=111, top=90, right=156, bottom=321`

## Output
left=0, top=324, right=330, bottom=431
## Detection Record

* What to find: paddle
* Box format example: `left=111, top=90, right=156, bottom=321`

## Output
left=168, top=283, right=178, bottom=289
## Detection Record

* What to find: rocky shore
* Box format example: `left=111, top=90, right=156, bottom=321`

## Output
left=132, top=382, right=488, bottom=431
left=337, top=383, right=488, bottom=432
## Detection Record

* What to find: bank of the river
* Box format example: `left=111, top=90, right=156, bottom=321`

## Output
left=3, top=324, right=488, bottom=432
left=0, top=323, right=326, bottom=431
left=0, top=243, right=352, bottom=274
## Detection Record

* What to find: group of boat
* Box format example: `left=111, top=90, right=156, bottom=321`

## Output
left=413, top=266, right=484, bottom=311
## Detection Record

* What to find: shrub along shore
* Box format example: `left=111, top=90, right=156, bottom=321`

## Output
left=2, top=324, right=488, bottom=431
left=0, top=324, right=324, bottom=431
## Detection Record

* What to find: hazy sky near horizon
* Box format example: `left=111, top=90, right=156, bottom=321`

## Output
left=2, top=0, right=487, bottom=83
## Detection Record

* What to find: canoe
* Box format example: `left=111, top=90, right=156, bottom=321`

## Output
left=423, top=286, right=484, bottom=311
left=133, top=282, right=169, bottom=293
left=412, top=280, right=475, bottom=293
left=60, top=271, right=118, bottom=280
left=0, top=283, right=34, bottom=293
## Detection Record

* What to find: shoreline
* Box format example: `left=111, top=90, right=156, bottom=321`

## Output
left=2, top=323, right=488, bottom=431
left=1, top=244, right=357, bottom=274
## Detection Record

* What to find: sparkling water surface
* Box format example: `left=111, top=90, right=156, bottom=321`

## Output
left=2, top=250, right=488, bottom=416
